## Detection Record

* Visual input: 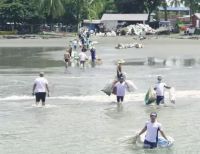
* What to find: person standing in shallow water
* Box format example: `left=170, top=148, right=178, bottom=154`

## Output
left=114, top=77, right=127, bottom=103
left=137, top=112, right=168, bottom=149
left=90, top=46, right=96, bottom=62
left=117, top=62, right=123, bottom=80
left=79, top=51, right=88, bottom=68
left=64, top=50, right=71, bottom=68
left=154, top=76, right=171, bottom=105
left=32, top=72, right=50, bottom=106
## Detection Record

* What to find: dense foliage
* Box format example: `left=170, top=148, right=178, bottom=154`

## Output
left=0, top=0, right=199, bottom=32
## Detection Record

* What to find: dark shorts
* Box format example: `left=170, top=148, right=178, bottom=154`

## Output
left=117, top=96, right=124, bottom=102
left=65, top=59, right=69, bottom=62
left=80, top=61, right=85, bottom=65
left=156, top=96, right=164, bottom=105
left=35, top=92, right=46, bottom=103
left=144, top=140, right=157, bottom=149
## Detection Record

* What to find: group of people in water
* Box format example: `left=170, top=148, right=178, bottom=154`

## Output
left=113, top=61, right=171, bottom=106
left=32, top=30, right=173, bottom=149
left=63, top=29, right=98, bottom=69
left=110, top=61, right=172, bottom=149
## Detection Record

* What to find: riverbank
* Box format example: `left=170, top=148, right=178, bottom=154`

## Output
left=0, top=34, right=199, bottom=48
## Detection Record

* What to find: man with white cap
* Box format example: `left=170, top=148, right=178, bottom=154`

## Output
left=137, top=112, right=168, bottom=149
left=154, top=76, right=171, bottom=105
left=32, top=72, right=50, bottom=106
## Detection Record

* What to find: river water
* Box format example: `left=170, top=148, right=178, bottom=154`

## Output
left=0, top=37, right=200, bottom=154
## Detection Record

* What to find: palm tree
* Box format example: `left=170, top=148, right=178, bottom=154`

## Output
left=170, top=0, right=182, bottom=15
left=71, top=0, right=108, bottom=30
left=87, top=0, right=108, bottom=20
left=170, top=0, right=182, bottom=7
left=161, top=0, right=168, bottom=21
left=38, top=0, right=65, bottom=19
left=181, top=0, right=193, bottom=22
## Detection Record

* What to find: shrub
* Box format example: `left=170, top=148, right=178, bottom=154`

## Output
left=194, top=28, right=200, bottom=35
left=0, top=31, right=17, bottom=35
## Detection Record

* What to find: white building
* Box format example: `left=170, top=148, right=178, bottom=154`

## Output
left=101, top=14, right=148, bottom=31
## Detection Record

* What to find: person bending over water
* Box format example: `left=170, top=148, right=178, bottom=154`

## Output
left=137, top=112, right=168, bottom=149
left=32, top=72, right=50, bottom=106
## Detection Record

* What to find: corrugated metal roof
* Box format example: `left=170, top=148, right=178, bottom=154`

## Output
left=158, top=6, right=189, bottom=11
left=101, top=14, right=148, bottom=21
left=194, top=13, right=200, bottom=19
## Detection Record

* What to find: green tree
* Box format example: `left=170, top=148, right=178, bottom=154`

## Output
left=0, top=0, right=26, bottom=30
left=170, top=0, right=182, bottom=7
left=170, top=0, right=182, bottom=15
left=87, top=0, right=108, bottom=19
left=161, top=0, right=168, bottom=21
left=37, top=0, right=65, bottom=20
left=181, top=0, right=200, bottom=21
left=114, top=0, right=146, bottom=13
left=144, top=0, right=161, bottom=21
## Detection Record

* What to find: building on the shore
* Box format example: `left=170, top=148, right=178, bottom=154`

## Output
left=82, top=20, right=101, bottom=32
left=192, top=13, right=200, bottom=28
left=157, top=6, right=190, bottom=28
left=158, top=6, right=190, bottom=18
left=100, top=14, right=148, bottom=31
left=158, top=6, right=190, bottom=20
left=178, top=15, right=190, bottom=23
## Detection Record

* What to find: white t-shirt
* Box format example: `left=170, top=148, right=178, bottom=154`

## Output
left=145, top=121, right=162, bottom=143
left=79, top=52, right=88, bottom=61
left=155, top=82, right=167, bottom=96
left=115, top=82, right=127, bottom=96
left=34, top=77, right=48, bottom=93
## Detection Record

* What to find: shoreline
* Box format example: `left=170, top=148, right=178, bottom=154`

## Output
left=0, top=34, right=199, bottom=48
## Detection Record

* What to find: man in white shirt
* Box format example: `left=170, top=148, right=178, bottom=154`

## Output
left=154, top=76, right=171, bottom=105
left=137, top=112, right=168, bottom=149
left=79, top=51, right=88, bottom=68
left=114, top=77, right=127, bottom=103
left=32, top=72, right=50, bottom=106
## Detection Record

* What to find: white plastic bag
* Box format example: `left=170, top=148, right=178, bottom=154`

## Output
left=125, top=80, right=137, bottom=92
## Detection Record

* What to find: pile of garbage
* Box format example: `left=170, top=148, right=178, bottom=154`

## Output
left=96, top=31, right=117, bottom=37
left=115, top=43, right=143, bottom=49
left=125, top=24, right=156, bottom=35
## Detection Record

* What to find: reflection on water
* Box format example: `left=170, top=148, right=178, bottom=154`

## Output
left=123, top=57, right=200, bottom=67
left=0, top=47, right=64, bottom=68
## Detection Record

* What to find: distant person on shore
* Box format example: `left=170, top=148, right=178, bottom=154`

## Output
left=114, top=77, right=127, bottom=103
left=64, top=50, right=71, bottom=68
left=32, top=72, right=50, bottom=106
left=137, top=112, right=168, bottom=149
left=139, top=28, right=146, bottom=40
left=79, top=51, right=88, bottom=68
left=154, top=76, right=171, bottom=105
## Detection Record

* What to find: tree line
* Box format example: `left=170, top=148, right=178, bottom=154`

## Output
left=0, top=0, right=199, bottom=32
